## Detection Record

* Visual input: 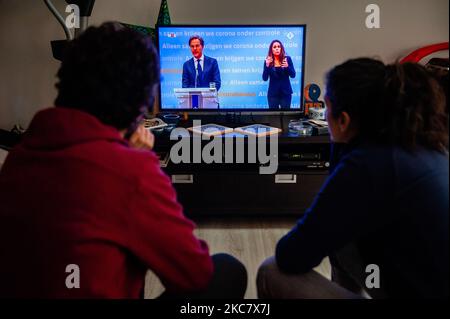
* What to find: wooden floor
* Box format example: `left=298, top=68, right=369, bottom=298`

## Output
left=144, top=217, right=331, bottom=299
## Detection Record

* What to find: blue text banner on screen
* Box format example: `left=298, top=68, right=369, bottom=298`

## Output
left=158, top=26, right=306, bottom=111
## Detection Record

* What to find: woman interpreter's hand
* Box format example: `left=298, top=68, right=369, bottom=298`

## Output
left=265, top=56, right=273, bottom=67
left=281, top=58, right=289, bottom=68
left=128, top=124, right=155, bottom=150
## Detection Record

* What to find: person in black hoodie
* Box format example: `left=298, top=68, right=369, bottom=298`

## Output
left=257, top=58, right=449, bottom=299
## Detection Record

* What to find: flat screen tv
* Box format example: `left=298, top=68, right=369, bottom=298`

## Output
left=157, top=25, right=306, bottom=112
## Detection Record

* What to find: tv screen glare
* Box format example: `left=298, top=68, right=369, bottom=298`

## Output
left=157, top=25, right=306, bottom=111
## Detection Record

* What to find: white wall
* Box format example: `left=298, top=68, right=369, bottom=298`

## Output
left=0, top=0, right=448, bottom=129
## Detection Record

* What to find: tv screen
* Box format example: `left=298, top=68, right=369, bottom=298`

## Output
left=157, top=25, right=306, bottom=112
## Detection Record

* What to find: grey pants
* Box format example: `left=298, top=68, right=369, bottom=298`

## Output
left=256, top=256, right=365, bottom=299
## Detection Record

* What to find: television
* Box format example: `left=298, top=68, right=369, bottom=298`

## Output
left=157, top=25, right=306, bottom=112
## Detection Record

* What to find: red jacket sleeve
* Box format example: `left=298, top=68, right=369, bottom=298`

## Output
left=125, top=153, right=213, bottom=293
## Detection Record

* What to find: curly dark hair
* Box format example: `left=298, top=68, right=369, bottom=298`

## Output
left=325, top=58, right=448, bottom=152
left=55, top=22, right=160, bottom=130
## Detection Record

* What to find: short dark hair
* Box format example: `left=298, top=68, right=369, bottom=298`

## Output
left=189, top=35, right=204, bottom=47
left=55, top=22, right=160, bottom=130
left=325, top=58, right=448, bottom=152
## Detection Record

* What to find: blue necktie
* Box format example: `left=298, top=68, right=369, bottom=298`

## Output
left=196, top=59, right=203, bottom=87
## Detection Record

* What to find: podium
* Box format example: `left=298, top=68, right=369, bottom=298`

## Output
left=174, top=88, right=219, bottom=109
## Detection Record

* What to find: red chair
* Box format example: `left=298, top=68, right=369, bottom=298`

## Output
left=400, top=42, right=449, bottom=63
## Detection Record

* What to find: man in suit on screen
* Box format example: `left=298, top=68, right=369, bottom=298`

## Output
left=182, top=35, right=221, bottom=91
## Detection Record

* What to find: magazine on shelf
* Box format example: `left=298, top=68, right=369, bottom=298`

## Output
left=234, top=124, right=282, bottom=137
left=187, top=123, right=234, bottom=137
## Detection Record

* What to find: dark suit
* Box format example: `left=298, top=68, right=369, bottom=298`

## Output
left=262, top=56, right=296, bottom=109
left=182, top=56, right=221, bottom=91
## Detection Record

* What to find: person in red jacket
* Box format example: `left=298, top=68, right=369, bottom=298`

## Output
left=0, top=22, right=246, bottom=299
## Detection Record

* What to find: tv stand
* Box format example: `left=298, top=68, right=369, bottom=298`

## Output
left=154, top=117, right=330, bottom=218
left=223, top=112, right=265, bottom=126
